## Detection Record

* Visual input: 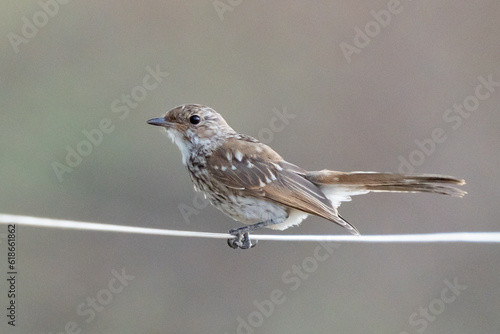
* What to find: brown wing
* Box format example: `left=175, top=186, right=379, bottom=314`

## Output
left=207, top=138, right=359, bottom=234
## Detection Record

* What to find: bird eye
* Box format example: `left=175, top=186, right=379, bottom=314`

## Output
left=189, top=115, right=201, bottom=125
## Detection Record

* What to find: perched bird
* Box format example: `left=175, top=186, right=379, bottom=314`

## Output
left=147, top=104, right=466, bottom=249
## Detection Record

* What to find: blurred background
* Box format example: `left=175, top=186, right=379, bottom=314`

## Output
left=1, top=1, right=499, bottom=333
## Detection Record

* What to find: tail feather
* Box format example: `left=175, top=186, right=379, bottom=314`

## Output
left=306, top=170, right=466, bottom=198
left=304, top=170, right=465, bottom=235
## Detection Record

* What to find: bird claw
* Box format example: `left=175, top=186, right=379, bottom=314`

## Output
left=227, top=229, right=257, bottom=249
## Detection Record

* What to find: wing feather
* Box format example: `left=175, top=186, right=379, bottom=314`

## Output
left=207, top=138, right=360, bottom=234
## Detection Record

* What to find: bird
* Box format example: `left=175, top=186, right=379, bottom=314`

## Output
left=147, top=104, right=466, bottom=249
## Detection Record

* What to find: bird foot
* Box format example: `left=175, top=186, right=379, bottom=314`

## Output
left=227, top=229, right=257, bottom=249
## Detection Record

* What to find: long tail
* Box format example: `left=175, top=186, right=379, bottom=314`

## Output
left=306, top=170, right=466, bottom=197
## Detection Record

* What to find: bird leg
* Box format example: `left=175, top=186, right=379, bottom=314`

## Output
left=227, top=230, right=254, bottom=249
left=227, top=220, right=276, bottom=249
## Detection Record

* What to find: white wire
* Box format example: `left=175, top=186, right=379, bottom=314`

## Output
left=0, top=213, right=499, bottom=243
left=0, top=214, right=229, bottom=239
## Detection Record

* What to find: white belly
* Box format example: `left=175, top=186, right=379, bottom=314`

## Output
left=210, top=194, right=289, bottom=225
left=208, top=193, right=311, bottom=231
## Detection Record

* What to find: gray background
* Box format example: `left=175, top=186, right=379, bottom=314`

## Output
left=1, top=1, right=499, bottom=333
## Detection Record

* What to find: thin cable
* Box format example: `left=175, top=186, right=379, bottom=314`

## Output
left=0, top=213, right=499, bottom=243
left=0, top=214, right=229, bottom=239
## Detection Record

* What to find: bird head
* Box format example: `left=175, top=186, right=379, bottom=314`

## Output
left=148, top=104, right=235, bottom=163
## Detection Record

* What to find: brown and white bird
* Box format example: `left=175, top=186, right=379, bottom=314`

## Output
left=147, top=104, right=466, bottom=249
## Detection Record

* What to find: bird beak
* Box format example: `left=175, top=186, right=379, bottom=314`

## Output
left=147, top=118, right=171, bottom=127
